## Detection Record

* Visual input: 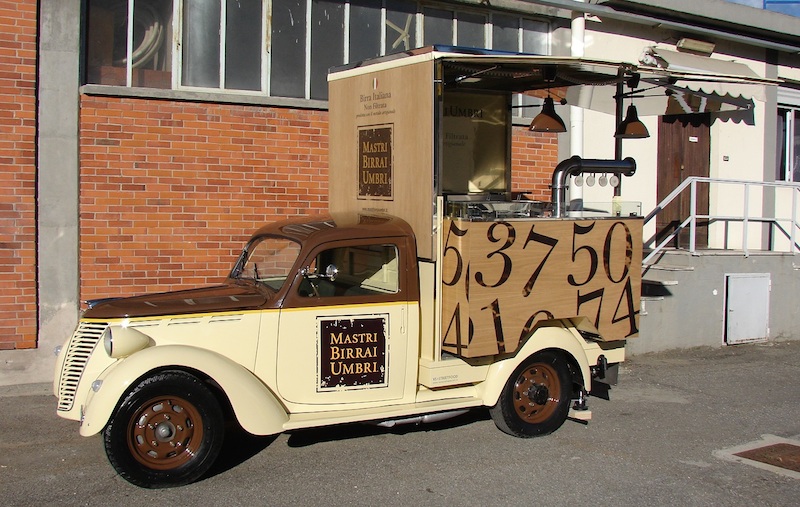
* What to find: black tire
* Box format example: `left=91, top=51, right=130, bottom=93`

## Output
left=489, top=351, right=572, bottom=437
left=103, top=371, right=224, bottom=488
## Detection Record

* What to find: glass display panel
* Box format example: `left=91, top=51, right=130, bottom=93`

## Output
left=86, top=0, right=173, bottom=88
left=457, top=11, right=486, bottom=48
left=441, top=92, right=510, bottom=194
left=492, top=14, right=519, bottom=51
left=385, top=0, right=418, bottom=54
left=522, top=18, right=548, bottom=55
left=182, top=0, right=221, bottom=88
left=349, top=0, right=381, bottom=63
left=225, top=0, right=262, bottom=91
left=271, top=0, right=307, bottom=98
left=310, top=0, right=345, bottom=100
left=423, top=7, right=453, bottom=46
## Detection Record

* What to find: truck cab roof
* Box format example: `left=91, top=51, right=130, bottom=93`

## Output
left=249, top=213, right=416, bottom=244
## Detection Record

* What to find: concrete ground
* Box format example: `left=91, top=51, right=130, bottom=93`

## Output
left=1, top=340, right=799, bottom=506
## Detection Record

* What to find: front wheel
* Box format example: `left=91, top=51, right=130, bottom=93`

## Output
left=490, top=351, right=572, bottom=437
left=103, top=371, right=224, bottom=488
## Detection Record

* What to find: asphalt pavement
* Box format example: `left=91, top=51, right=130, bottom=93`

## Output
left=1, top=340, right=799, bottom=506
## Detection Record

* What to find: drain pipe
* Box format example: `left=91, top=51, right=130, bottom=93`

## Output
left=552, top=156, right=637, bottom=217
left=569, top=0, right=586, bottom=209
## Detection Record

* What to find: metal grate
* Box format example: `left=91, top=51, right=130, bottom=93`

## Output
left=735, top=443, right=800, bottom=473
left=57, top=321, right=107, bottom=412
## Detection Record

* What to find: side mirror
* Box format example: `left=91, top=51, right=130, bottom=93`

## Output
left=325, top=264, right=338, bottom=282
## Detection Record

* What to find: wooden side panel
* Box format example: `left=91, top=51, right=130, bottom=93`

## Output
left=441, top=218, right=642, bottom=358
left=328, top=62, right=435, bottom=259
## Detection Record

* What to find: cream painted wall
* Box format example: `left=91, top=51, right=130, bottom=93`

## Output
left=708, top=107, right=772, bottom=250
left=778, top=63, right=800, bottom=81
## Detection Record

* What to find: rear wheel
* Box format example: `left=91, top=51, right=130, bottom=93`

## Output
left=103, top=371, right=224, bottom=488
left=490, top=351, right=572, bottom=437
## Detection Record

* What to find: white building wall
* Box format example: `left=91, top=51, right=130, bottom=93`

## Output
left=572, top=27, right=777, bottom=250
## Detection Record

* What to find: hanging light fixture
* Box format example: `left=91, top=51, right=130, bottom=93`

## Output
left=615, top=72, right=649, bottom=139
left=614, top=103, right=649, bottom=139
left=530, top=95, right=566, bottom=133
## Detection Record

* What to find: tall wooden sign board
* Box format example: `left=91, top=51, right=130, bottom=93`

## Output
left=329, top=60, right=436, bottom=259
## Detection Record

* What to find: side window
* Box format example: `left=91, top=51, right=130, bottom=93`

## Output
left=299, top=244, right=399, bottom=298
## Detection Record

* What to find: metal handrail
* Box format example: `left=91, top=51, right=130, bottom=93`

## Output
left=642, top=177, right=800, bottom=265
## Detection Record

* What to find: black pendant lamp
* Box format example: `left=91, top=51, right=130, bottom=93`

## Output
left=530, top=96, right=567, bottom=133
left=615, top=104, right=650, bottom=139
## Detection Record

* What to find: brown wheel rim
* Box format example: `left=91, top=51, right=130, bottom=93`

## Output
left=127, top=395, right=204, bottom=471
left=512, top=362, right=561, bottom=424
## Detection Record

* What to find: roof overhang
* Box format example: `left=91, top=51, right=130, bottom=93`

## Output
left=432, top=49, right=778, bottom=116
left=330, top=47, right=779, bottom=116
left=532, top=0, right=800, bottom=54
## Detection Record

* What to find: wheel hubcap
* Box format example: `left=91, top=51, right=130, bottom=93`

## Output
left=127, top=396, right=203, bottom=470
left=512, top=363, right=561, bottom=424
left=527, top=383, right=550, bottom=406
left=154, top=421, right=176, bottom=441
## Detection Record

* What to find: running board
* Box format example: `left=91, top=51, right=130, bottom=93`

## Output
left=283, top=397, right=484, bottom=432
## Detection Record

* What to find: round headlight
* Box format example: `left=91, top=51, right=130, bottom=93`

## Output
left=103, top=327, right=113, bottom=356
left=104, top=325, right=151, bottom=358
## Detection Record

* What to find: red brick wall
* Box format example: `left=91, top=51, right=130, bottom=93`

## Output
left=0, top=0, right=37, bottom=350
left=79, top=96, right=557, bottom=304
left=511, top=126, right=559, bottom=200
left=79, top=97, right=329, bottom=301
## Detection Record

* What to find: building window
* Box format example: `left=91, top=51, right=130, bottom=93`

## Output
left=85, top=0, right=550, bottom=100
left=777, top=107, right=800, bottom=182
left=86, top=0, right=174, bottom=88
left=181, top=0, right=265, bottom=91
left=271, top=0, right=306, bottom=98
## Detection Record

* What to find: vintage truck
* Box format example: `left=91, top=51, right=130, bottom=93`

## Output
left=54, top=47, right=658, bottom=488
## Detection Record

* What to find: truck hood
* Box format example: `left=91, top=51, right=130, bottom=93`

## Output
left=82, top=281, right=273, bottom=319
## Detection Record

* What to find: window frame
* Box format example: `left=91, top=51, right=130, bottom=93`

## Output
left=86, top=0, right=551, bottom=104
left=282, top=238, right=407, bottom=308
left=175, top=0, right=269, bottom=94
left=777, top=105, right=800, bottom=183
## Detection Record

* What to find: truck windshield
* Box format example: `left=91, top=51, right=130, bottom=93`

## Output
left=233, top=236, right=301, bottom=291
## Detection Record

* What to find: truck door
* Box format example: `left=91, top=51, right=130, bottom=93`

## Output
left=276, top=239, right=409, bottom=406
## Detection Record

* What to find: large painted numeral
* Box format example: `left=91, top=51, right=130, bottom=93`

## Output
left=475, top=222, right=515, bottom=288
left=612, top=277, right=639, bottom=336
left=603, top=221, right=633, bottom=284
left=518, top=309, right=555, bottom=342
left=521, top=225, right=558, bottom=297
left=568, top=223, right=599, bottom=287
left=442, top=217, right=640, bottom=356
left=442, top=303, right=474, bottom=355
left=443, top=221, right=468, bottom=286
left=577, top=287, right=604, bottom=328
left=481, top=298, right=506, bottom=353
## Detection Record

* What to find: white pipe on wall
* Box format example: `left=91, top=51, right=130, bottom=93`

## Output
left=569, top=0, right=586, bottom=207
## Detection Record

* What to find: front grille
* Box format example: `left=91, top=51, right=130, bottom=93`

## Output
left=57, top=321, right=107, bottom=412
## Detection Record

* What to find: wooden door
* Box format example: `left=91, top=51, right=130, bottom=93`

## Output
left=656, top=113, right=710, bottom=249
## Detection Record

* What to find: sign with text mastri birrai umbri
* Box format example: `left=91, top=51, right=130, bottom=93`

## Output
left=318, top=316, right=388, bottom=391
left=441, top=218, right=642, bottom=358
left=358, top=125, right=393, bottom=200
